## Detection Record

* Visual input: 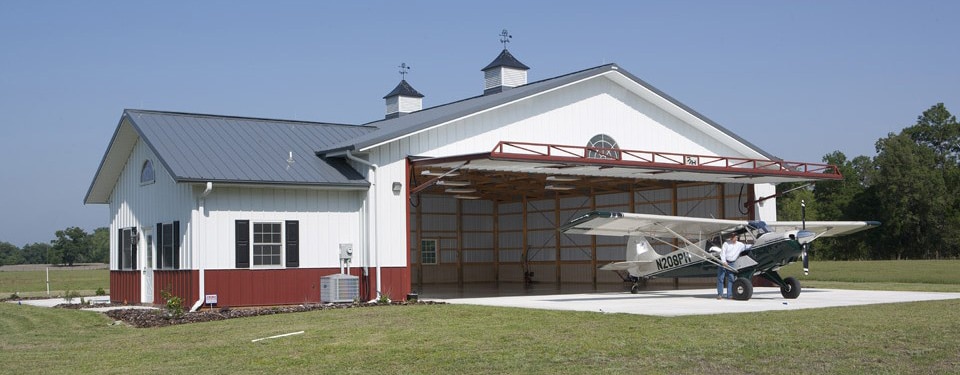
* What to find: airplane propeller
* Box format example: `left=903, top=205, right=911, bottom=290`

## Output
left=802, top=199, right=809, bottom=275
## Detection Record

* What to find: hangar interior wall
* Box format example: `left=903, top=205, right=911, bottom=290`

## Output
left=410, top=182, right=752, bottom=288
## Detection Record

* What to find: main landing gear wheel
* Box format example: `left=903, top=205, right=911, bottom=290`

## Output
left=732, top=277, right=753, bottom=301
left=630, top=283, right=641, bottom=294
left=781, top=277, right=801, bottom=299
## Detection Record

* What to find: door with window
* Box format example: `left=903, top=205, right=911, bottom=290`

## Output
left=142, top=229, right=154, bottom=303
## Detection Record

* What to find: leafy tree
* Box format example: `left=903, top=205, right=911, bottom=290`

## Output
left=0, top=241, right=23, bottom=266
left=20, top=242, right=51, bottom=265
left=88, top=227, right=110, bottom=263
left=50, top=227, right=90, bottom=266
left=775, top=182, right=816, bottom=221
left=873, top=132, right=949, bottom=259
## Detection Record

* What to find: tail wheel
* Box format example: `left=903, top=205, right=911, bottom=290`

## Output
left=732, top=278, right=753, bottom=301
left=781, top=277, right=801, bottom=299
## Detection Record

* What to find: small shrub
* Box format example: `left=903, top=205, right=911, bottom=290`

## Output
left=95, top=287, right=106, bottom=296
left=10, top=292, right=19, bottom=300
left=160, top=288, right=184, bottom=318
left=376, top=292, right=391, bottom=305
left=63, top=289, right=81, bottom=304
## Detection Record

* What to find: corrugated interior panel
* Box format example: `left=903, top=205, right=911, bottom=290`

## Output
left=561, top=247, right=593, bottom=261
left=560, top=264, right=593, bottom=283
left=463, top=264, right=495, bottom=282
left=498, top=264, right=524, bottom=282
left=595, top=192, right=629, bottom=206
left=636, top=188, right=673, bottom=215
left=527, top=264, right=557, bottom=282
left=463, top=249, right=494, bottom=263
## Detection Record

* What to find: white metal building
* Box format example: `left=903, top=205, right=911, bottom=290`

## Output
left=86, top=47, right=840, bottom=307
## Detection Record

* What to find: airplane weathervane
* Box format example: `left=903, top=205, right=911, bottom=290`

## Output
left=499, top=29, right=512, bottom=49
left=398, top=63, right=410, bottom=80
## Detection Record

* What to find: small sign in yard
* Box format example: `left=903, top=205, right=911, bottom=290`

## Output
left=205, top=294, right=217, bottom=309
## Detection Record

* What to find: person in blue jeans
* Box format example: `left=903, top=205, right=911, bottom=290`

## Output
left=717, top=232, right=748, bottom=299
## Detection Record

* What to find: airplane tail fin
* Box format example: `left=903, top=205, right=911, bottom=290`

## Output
left=626, top=236, right=659, bottom=262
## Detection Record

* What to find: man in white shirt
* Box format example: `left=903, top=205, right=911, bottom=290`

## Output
left=718, top=232, right=749, bottom=299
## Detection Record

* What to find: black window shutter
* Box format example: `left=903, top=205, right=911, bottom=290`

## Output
left=285, top=220, right=299, bottom=268
left=156, top=223, right=163, bottom=269
left=131, top=227, right=138, bottom=269
left=236, top=220, right=250, bottom=268
left=173, top=221, right=180, bottom=270
left=117, top=228, right=123, bottom=270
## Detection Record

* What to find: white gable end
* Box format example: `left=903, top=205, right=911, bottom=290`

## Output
left=393, top=74, right=759, bottom=160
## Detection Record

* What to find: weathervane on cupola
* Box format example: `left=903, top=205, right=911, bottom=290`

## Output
left=482, top=28, right=529, bottom=95
left=499, top=29, right=512, bottom=50
left=383, top=62, right=424, bottom=119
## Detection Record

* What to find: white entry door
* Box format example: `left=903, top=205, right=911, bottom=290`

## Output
left=142, top=230, right=154, bottom=304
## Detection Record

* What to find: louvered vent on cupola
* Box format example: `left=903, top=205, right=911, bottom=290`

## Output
left=481, top=29, right=530, bottom=95
left=383, top=63, right=424, bottom=119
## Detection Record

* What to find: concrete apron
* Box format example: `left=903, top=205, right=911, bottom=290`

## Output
left=435, top=288, right=960, bottom=317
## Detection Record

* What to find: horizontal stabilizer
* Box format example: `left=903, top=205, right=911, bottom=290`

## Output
left=599, top=261, right=651, bottom=271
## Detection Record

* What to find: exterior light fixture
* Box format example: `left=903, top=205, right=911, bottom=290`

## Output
left=392, top=182, right=402, bottom=194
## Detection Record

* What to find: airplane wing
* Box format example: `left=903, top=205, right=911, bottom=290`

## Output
left=561, top=211, right=747, bottom=238
left=765, top=221, right=880, bottom=237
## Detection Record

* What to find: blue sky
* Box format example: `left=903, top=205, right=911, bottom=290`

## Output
left=1, top=1, right=957, bottom=246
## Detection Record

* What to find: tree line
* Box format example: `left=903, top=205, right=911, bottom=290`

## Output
left=0, top=227, right=109, bottom=266
left=777, top=103, right=960, bottom=260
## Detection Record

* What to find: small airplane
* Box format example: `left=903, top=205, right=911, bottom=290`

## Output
left=560, top=211, right=879, bottom=300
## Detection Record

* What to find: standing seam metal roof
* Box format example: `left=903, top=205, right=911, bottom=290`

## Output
left=125, top=110, right=375, bottom=186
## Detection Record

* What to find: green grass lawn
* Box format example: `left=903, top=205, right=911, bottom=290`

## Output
left=0, top=268, right=109, bottom=298
left=1, top=299, right=958, bottom=374
left=2, top=260, right=959, bottom=373
left=782, top=259, right=960, bottom=292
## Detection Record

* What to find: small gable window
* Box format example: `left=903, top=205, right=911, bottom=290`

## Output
left=140, top=160, right=155, bottom=185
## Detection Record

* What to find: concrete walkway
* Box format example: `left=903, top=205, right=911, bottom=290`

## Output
left=8, top=296, right=156, bottom=311
left=436, top=287, right=960, bottom=317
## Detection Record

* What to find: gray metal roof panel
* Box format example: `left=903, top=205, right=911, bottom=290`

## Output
left=481, top=49, right=530, bottom=71
left=125, top=110, right=375, bottom=186
left=383, top=79, right=425, bottom=99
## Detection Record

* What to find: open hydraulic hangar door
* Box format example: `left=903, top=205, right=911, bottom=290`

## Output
left=405, top=142, right=841, bottom=297
left=407, top=171, right=757, bottom=297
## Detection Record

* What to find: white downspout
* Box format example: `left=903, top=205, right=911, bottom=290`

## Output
left=344, top=150, right=381, bottom=300
left=190, top=182, right=213, bottom=312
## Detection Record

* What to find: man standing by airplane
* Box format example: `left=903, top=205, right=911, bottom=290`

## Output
left=719, top=232, right=749, bottom=299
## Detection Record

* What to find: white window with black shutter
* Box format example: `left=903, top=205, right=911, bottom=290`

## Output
left=155, top=221, right=180, bottom=269
left=117, top=227, right=138, bottom=270
left=235, top=220, right=299, bottom=269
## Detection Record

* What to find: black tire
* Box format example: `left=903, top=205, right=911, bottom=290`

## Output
left=781, top=277, right=801, bottom=299
left=630, top=283, right=641, bottom=294
left=732, top=277, right=753, bottom=300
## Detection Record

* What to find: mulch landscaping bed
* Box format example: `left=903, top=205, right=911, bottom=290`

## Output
left=99, top=301, right=445, bottom=328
